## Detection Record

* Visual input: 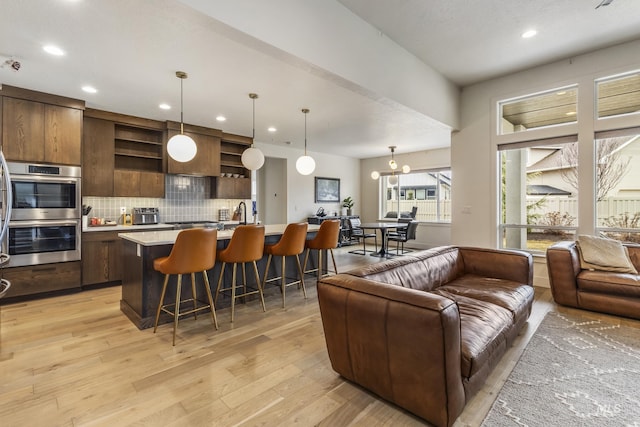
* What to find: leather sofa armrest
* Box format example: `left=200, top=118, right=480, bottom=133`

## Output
left=317, top=274, right=465, bottom=427
left=546, top=240, right=581, bottom=307
left=459, top=247, right=533, bottom=285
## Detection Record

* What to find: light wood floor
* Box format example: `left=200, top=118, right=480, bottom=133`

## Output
left=1, top=245, right=560, bottom=427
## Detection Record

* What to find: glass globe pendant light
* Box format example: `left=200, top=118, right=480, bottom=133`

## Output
left=241, top=93, right=265, bottom=170
left=371, top=145, right=410, bottom=182
left=167, top=71, right=197, bottom=163
left=296, top=108, right=316, bottom=175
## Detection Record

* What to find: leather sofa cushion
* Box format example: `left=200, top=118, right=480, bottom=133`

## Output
left=577, top=270, right=640, bottom=297
left=439, top=275, right=534, bottom=323
left=432, top=289, right=512, bottom=379
left=347, top=246, right=464, bottom=292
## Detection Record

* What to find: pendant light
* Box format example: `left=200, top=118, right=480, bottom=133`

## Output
left=296, top=108, right=316, bottom=175
left=241, top=93, right=265, bottom=170
left=371, top=146, right=410, bottom=184
left=167, top=71, right=197, bottom=163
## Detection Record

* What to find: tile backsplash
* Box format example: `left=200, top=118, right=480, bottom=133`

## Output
left=83, top=175, right=250, bottom=223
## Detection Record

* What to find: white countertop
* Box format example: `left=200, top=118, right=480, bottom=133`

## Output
left=83, top=223, right=175, bottom=233
left=118, top=223, right=320, bottom=246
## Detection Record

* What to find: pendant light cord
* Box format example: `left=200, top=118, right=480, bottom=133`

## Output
left=304, top=112, right=307, bottom=155
left=180, top=75, right=185, bottom=134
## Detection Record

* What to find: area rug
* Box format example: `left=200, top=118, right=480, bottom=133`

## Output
left=481, top=310, right=640, bottom=426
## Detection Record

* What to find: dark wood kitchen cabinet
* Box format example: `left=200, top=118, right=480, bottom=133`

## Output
left=83, top=116, right=115, bottom=196
left=113, top=170, right=164, bottom=198
left=82, top=231, right=123, bottom=286
left=2, top=262, right=82, bottom=299
left=212, top=132, right=252, bottom=199
left=166, top=121, right=221, bottom=176
left=83, top=109, right=165, bottom=197
left=1, top=86, right=84, bottom=165
left=212, top=176, right=251, bottom=199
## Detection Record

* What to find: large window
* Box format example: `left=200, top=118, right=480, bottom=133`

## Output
left=499, top=138, right=578, bottom=253
left=382, top=170, right=451, bottom=222
left=595, top=127, right=640, bottom=242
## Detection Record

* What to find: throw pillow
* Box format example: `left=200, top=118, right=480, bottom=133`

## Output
left=576, top=234, right=638, bottom=274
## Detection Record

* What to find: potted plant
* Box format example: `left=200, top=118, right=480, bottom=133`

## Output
left=342, top=196, right=354, bottom=216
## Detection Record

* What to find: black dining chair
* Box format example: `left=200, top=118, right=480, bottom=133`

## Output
left=347, top=218, right=378, bottom=254
left=388, top=220, right=419, bottom=255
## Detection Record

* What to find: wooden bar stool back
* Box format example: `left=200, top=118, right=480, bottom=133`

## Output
left=153, top=228, right=218, bottom=346
left=262, top=222, right=308, bottom=308
left=214, top=225, right=266, bottom=322
left=303, top=219, right=340, bottom=280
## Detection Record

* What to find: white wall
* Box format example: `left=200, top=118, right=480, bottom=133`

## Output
left=256, top=141, right=360, bottom=223
left=360, top=147, right=452, bottom=249
left=452, top=39, right=640, bottom=249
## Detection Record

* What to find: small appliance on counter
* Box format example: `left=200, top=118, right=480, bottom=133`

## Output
left=132, top=207, right=159, bottom=225
left=218, top=208, right=230, bottom=221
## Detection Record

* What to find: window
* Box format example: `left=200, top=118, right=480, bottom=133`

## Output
left=596, top=71, right=640, bottom=119
left=499, top=137, right=578, bottom=253
left=595, top=127, right=640, bottom=242
left=499, top=85, right=578, bottom=135
left=382, top=170, right=451, bottom=222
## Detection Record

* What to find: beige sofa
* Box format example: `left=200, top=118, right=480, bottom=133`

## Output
left=316, top=246, right=534, bottom=427
left=547, top=240, right=640, bottom=319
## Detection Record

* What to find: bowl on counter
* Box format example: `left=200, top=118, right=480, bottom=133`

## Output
left=233, top=173, right=240, bottom=178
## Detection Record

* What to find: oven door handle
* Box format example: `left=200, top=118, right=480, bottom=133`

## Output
left=8, top=219, right=80, bottom=228
left=10, top=175, right=79, bottom=185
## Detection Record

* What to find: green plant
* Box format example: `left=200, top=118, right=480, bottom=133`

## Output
left=342, top=196, right=354, bottom=209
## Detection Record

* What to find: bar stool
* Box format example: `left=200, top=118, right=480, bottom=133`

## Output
left=215, top=225, right=266, bottom=322
left=303, top=219, right=340, bottom=280
left=262, top=222, right=308, bottom=308
left=153, top=228, right=218, bottom=346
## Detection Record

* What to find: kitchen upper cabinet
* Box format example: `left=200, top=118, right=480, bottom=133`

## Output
left=166, top=121, right=221, bottom=176
left=83, top=109, right=165, bottom=197
left=212, top=176, right=251, bottom=199
left=44, top=104, right=82, bottom=165
left=83, top=117, right=115, bottom=196
left=114, top=170, right=164, bottom=198
left=2, top=95, right=82, bottom=165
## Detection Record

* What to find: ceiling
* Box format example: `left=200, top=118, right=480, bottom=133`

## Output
left=1, top=0, right=639, bottom=160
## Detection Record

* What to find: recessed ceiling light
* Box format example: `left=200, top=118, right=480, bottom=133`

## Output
left=216, top=115, right=226, bottom=122
left=43, top=45, right=65, bottom=56
left=566, top=111, right=577, bottom=116
left=81, top=86, right=97, bottom=94
left=159, top=103, right=171, bottom=110
left=268, top=127, right=277, bottom=132
left=556, top=91, right=567, bottom=95
left=521, top=29, right=537, bottom=39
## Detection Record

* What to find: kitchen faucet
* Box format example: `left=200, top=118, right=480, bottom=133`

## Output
left=238, top=201, right=247, bottom=225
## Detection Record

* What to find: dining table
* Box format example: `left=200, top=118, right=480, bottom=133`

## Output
left=356, top=222, right=409, bottom=258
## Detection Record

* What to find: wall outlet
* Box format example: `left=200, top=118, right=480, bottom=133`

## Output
left=120, top=206, right=127, bottom=215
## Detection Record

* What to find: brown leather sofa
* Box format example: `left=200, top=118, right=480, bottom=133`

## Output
left=547, top=240, right=640, bottom=319
left=316, top=246, right=534, bottom=427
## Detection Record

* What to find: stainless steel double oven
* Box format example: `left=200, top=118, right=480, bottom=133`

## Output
left=3, top=162, right=81, bottom=267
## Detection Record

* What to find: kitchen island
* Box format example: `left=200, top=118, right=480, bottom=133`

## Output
left=118, top=224, right=321, bottom=329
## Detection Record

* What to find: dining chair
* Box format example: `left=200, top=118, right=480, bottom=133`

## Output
left=388, top=220, right=419, bottom=255
left=348, top=217, right=377, bottom=255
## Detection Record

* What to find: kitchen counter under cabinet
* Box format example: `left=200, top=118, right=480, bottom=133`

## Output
left=118, top=224, right=322, bottom=329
